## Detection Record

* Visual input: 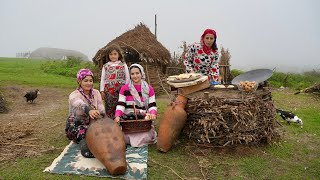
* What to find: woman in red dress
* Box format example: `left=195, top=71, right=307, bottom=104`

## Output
left=183, top=29, right=220, bottom=84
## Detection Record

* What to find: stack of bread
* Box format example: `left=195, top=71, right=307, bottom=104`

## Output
left=239, top=81, right=257, bottom=93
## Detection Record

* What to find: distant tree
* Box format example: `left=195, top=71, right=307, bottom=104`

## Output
left=219, top=46, right=232, bottom=83
left=220, top=46, right=231, bottom=64
left=165, top=41, right=188, bottom=75
left=65, top=56, right=83, bottom=67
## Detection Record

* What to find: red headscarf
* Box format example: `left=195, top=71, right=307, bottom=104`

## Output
left=200, top=29, right=217, bottom=54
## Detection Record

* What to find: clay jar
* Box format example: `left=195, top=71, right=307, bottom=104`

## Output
left=157, top=94, right=187, bottom=152
left=86, top=117, right=127, bottom=175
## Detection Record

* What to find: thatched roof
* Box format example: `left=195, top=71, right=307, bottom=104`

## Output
left=93, top=23, right=171, bottom=65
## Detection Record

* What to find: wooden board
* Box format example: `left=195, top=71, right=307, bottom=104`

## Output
left=167, top=73, right=202, bottom=83
left=177, top=79, right=210, bottom=95
left=167, top=76, right=208, bottom=88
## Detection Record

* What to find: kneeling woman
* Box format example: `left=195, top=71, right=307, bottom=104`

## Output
left=114, top=64, right=157, bottom=147
left=65, top=69, right=106, bottom=157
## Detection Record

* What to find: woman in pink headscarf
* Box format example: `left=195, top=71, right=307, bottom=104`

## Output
left=183, top=29, right=220, bottom=84
left=65, top=68, right=106, bottom=158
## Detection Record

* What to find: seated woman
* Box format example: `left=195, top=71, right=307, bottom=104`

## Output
left=65, top=68, right=106, bottom=158
left=114, top=64, right=157, bottom=147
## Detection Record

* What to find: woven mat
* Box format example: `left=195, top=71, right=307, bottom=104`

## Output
left=44, top=141, right=148, bottom=179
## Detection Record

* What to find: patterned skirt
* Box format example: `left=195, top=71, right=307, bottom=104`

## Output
left=65, top=105, right=91, bottom=143
left=104, top=84, right=123, bottom=119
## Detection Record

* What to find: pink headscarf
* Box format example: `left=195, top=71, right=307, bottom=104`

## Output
left=200, top=29, right=217, bottom=54
left=77, top=69, right=94, bottom=82
left=76, top=69, right=95, bottom=109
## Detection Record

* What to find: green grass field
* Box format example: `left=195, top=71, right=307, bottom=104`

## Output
left=0, top=57, right=319, bottom=179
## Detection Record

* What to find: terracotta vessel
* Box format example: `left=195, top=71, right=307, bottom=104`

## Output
left=157, top=94, right=187, bottom=152
left=86, top=117, right=127, bottom=175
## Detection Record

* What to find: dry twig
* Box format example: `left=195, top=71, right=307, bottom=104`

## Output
left=149, top=158, right=184, bottom=180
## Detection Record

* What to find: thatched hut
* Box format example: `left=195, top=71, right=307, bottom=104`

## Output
left=92, top=23, right=171, bottom=95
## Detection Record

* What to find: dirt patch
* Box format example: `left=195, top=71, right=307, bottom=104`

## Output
left=0, top=85, right=69, bottom=165
left=0, top=92, right=8, bottom=113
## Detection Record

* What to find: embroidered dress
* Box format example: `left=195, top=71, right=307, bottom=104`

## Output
left=183, top=43, right=220, bottom=81
left=100, top=61, right=129, bottom=118
left=65, top=89, right=105, bottom=143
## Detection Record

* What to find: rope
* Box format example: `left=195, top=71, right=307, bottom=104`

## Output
left=173, top=100, right=187, bottom=105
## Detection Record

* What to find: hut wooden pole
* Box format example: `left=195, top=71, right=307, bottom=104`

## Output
left=155, top=14, right=157, bottom=39
left=145, top=64, right=151, bottom=84
left=156, top=68, right=172, bottom=101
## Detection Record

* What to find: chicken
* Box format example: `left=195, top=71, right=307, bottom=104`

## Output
left=276, top=108, right=303, bottom=128
left=24, top=89, right=40, bottom=103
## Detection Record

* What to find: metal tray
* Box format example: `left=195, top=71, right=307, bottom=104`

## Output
left=231, top=69, right=273, bottom=85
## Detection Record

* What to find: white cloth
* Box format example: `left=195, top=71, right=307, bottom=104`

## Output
left=124, top=127, right=157, bottom=147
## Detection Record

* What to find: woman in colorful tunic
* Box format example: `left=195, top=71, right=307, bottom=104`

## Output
left=114, top=64, right=157, bottom=147
left=100, top=44, right=130, bottom=118
left=183, top=28, right=220, bottom=84
left=65, top=69, right=106, bottom=158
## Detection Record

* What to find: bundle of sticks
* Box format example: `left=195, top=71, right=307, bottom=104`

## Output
left=182, top=90, right=281, bottom=147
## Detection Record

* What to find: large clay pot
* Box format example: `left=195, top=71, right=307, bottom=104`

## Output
left=86, top=117, right=127, bottom=175
left=157, top=94, right=188, bottom=152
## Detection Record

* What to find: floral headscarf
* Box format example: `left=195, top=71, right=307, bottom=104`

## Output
left=76, top=69, right=96, bottom=109
left=200, top=28, right=217, bottom=54
left=77, top=68, right=94, bottom=82
left=128, top=64, right=150, bottom=111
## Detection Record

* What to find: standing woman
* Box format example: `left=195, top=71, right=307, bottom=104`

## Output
left=65, top=69, right=106, bottom=158
left=114, top=64, right=157, bottom=147
left=183, top=28, right=220, bottom=84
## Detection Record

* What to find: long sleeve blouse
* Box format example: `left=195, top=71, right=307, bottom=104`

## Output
left=183, top=43, right=220, bottom=81
left=100, top=61, right=130, bottom=92
left=115, top=84, right=157, bottom=118
left=68, top=89, right=106, bottom=118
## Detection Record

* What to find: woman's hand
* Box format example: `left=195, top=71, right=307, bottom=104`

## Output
left=89, top=110, right=101, bottom=119
left=114, top=116, right=120, bottom=123
left=145, top=113, right=156, bottom=120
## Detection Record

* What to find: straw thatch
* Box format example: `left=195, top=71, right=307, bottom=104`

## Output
left=92, top=23, right=172, bottom=95
left=93, top=23, right=170, bottom=67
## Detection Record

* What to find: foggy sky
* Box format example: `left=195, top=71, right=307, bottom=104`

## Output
left=1, top=0, right=319, bottom=72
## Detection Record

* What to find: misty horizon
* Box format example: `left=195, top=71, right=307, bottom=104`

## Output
left=1, top=0, right=319, bottom=74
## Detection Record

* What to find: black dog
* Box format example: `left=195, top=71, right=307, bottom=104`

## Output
left=276, top=108, right=303, bottom=128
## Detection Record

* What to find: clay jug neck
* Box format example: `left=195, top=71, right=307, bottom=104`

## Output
left=174, top=94, right=188, bottom=109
